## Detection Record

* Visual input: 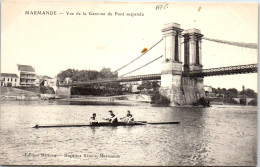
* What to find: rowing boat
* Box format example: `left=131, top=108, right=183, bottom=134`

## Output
left=33, top=121, right=179, bottom=128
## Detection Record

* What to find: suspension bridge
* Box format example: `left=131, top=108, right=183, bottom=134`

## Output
left=56, top=22, right=258, bottom=106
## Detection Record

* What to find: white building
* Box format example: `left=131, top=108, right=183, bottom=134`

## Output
left=17, top=64, right=37, bottom=86
left=204, top=85, right=213, bottom=93
left=1, top=73, right=19, bottom=87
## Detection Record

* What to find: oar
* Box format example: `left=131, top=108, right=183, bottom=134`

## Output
left=135, top=121, right=179, bottom=125
left=147, top=121, right=179, bottom=125
left=133, top=121, right=148, bottom=125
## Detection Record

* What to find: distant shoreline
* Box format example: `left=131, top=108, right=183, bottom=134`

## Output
left=1, top=87, right=256, bottom=107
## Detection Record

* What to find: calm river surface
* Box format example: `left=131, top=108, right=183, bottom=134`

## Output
left=0, top=101, right=257, bottom=166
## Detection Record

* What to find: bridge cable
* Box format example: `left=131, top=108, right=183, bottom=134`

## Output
left=120, top=55, right=163, bottom=77
left=114, top=38, right=163, bottom=72
left=203, top=37, right=257, bottom=49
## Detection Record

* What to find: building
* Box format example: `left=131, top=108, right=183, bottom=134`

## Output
left=35, top=75, right=45, bottom=86
left=35, top=77, right=40, bottom=86
left=17, top=64, right=36, bottom=86
left=1, top=73, right=19, bottom=87
left=204, top=85, right=217, bottom=98
left=41, top=77, right=57, bottom=87
left=204, top=85, right=213, bottom=93
left=121, top=81, right=142, bottom=92
left=64, top=77, right=72, bottom=85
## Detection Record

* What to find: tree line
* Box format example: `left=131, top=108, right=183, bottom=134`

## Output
left=210, top=87, right=257, bottom=105
left=57, top=67, right=118, bottom=83
left=211, top=87, right=257, bottom=98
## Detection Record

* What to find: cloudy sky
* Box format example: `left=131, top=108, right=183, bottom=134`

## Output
left=1, top=1, right=258, bottom=91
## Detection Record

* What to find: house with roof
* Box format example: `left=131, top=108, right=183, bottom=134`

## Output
left=35, top=75, right=57, bottom=87
left=17, top=64, right=37, bottom=86
left=1, top=73, right=19, bottom=87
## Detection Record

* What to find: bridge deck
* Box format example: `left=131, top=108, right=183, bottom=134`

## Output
left=68, top=74, right=161, bottom=86
left=60, top=64, right=257, bottom=86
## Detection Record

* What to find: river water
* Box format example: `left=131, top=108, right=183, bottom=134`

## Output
left=0, top=101, right=257, bottom=166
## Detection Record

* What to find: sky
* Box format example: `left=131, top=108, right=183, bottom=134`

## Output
left=1, top=1, right=258, bottom=91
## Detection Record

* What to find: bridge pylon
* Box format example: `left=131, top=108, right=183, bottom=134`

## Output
left=183, top=28, right=203, bottom=72
left=182, top=28, right=205, bottom=105
left=160, top=23, right=205, bottom=106
left=160, top=23, right=185, bottom=105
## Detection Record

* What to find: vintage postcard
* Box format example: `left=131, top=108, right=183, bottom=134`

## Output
left=0, top=1, right=258, bottom=166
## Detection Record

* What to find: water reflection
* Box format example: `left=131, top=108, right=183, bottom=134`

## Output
left=89, top=127, right=96, bottom=135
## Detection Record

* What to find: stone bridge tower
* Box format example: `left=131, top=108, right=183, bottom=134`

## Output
left=182, top=28, right=205, bottom=104
left=160, top=23, right=185, bottom=105
left=160, top=23, right=205, bottom=106
left=183, top=28, right=203, bottom=72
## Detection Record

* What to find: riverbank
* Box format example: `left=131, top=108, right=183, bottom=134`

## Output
left=1, top=87, right=40, bottom=100
left=1, top=87, right=56, bottom=101
left=1, top=87, right=254, bottom=107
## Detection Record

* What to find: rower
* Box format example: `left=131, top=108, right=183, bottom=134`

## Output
left=89, top=113, right=98, bottom=125
left=121, top=110, right=134, bottom=123
left=107, top=110, right=118, bottom=123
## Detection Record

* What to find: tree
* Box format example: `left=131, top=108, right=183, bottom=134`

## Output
left=227, top=88, right=238, bottom=95
left=152, top=81, right=160, bottom=91
left=99, top=67, right=118, bottom=79
left=57, top=69, right=76, bottom=82
left=243, top=88, right=257, bottom=98
left=150, top=91, right=170, bottom=106
left=106, top=82, right=122, bottom=90
left=208, top=86, right=256, bottom=104
left=212, top=88, right=218, bottom=94
left=87, top=70, right=100, bottom=80
left=224, top=88, right=239, bottom=103
left=42, top=75, right=52, bottom=79
left=142, top=81, right=153, bottom=90
left=137, top=81, right=160, bottom=93
left=137, top=81, right=149, bottom=92
left=248, top=99, right=257, bottom=106
left=137, top=84, right=144, bottom=91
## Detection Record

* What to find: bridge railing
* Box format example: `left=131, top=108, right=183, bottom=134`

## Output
left=185, top=64, right=257, bottom=77
left=118, top=74, right=161, bottom=80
